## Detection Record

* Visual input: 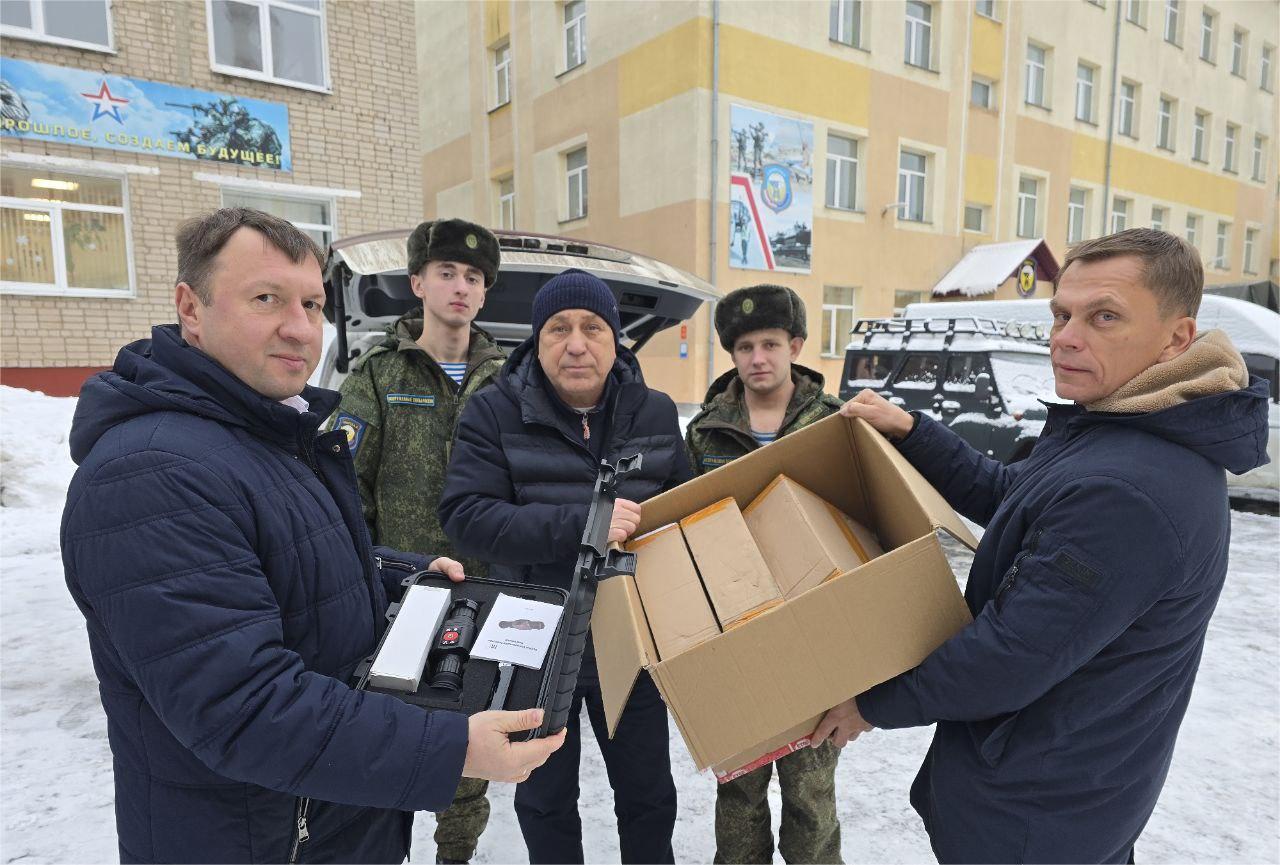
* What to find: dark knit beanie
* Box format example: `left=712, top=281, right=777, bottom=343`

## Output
left=715, top=284, right=807, bottom=351
left=531, top=268, right=622, bottom=341
left=406, top=218, right=500, bottom=287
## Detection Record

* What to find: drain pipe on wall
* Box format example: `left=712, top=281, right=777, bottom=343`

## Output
left=706, top=0, right=721, bottom=395
left=1100, top=0, right=1122, bottom=236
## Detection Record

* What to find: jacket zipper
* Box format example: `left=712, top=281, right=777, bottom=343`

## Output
left=995, top=529, right=1043, bottom=607
left=289, top=795, right=310, bottom=863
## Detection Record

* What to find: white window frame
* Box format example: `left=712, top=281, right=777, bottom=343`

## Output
left=492, top=42, right=511, bottom=109
left=1016, top=175, right=1040, bottom=238
left=1110, top=196, right=1130, bottom=233
left=1253, top=135, right=1268, bottom=182
left=1185, top=213, right=1199, bottom=248
left=206, top=0, right=331, bottom=93
left=219, top=187, right=337, bottom=249
left=821, top=285, right=858, bottom=357
left=1151, top=205, right=1166, bottom=231
left=964, top=203, right=987, bottom=233
left=1214, top=220, right=1230, bottom=269
left=1075, top=63, right=1096, bottom=122
left=830, top=0, right=862, bottom=48
left=0, top=0, right=114, bottom=52
left=1262, top=45, right=1275, bottom=92
left=1200, top=9, right=1216, bottom=62
left=1192, top=110, right=1208, bottom=162
left=1067, top=187, right=1089, bottom=243
left=1025, top=42, right=1048, bottom=107
left=971, top=76, right=995, bottom=109
left=825, top=133, right=860, bottom=211
left=563, top=0, right=586, bottom=72
left=0, top=164, right=136, bottom=298
left=1156, top=96, right=1174, bottom=150
left=565, top=147, right=587, bottom=221
left=1244, top=227, right=1258, bottom=274
left=1125, top=0, right=1144, bottom=26
left=497, top=176, right=515, bottom=230
left=976, top=0, right=997, bottom=20
left=1231, top=27, right=1246, bottom=77
left=897, top=149, right=928, bottom=223
left=1223, top=123, right=1238, bottom=172
left=1163, top=0, right=1179, bottom=44
left=1117, top=80, right=1137, bottom=138
left=904, top=0, right=933, bottom=70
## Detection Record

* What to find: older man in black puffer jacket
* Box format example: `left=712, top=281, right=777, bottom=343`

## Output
left=440, top=269, right=691, bottom=865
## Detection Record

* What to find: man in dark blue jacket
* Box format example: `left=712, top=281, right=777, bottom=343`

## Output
left=812, top=229, right=1271, bottom=863
left=61, top=209, right=563, bottom=864
left=440, top=269, right=692, bottom=864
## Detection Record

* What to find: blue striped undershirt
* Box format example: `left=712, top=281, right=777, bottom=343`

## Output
left=751, top=429, right=778, bottom=446
left=439, top=362, right=467, bottom=386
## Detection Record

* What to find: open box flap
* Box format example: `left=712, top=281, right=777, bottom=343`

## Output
left=593, top=575, right=658, bottom=738
left=850, top=419, right=980, bottom=551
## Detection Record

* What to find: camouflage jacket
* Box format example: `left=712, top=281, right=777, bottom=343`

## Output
left=329, top=309, right=504, bottom=571
left=684, top=364, right=844, bottom=475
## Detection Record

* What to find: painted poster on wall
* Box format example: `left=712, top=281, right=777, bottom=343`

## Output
left=728, top=104, right=813, bottom=273
left=0, top=57, right=291, bottom=171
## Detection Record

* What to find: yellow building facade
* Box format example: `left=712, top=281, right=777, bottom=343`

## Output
left=418, top=0, right=1278, bottom=405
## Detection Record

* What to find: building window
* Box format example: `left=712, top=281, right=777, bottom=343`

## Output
left=897, top=150, right=928, bottom=222
left=1151, top=205, right=1166, bottom=231
left=904, top=1, right=933, bottom=69
left=1244, top=228, right=1258, bottom=273
left=822, top=285, right=857, bottom=357
left=893, top=290, right=924, bottom=316
left=825, top=134, right=859, bottom=211
left=1263, top=45, right=1274, bottom=92
left=0, top=166, right=132, bottom=296
left=971, top=76, right=994, bottom=109
left=976, top=0, right=996, bottom=19
left=830, top=0, right=861, bottom=48
left=1199, top=9, right=1216, bottom=62
left=565, top=147, right=587, bottom=221
left=1156, top=96, right=1175, bottom=150
left=1117, top=80, right=1137, bottom=138
left=1075, top=63, right=1096, bottom=122
left=563, top=0, right=586, bottom=71
left=497, top=176, right=515, bottom=230
left=1017, top=176, right=1040, bottom=238
left=1192, top=110, right=1208, bottom=162
left=1111, top=197, right=1130, bottom=233
left=1231, top=27, right=1247, bottom=76
left=1214, top=221, right=1230, bottom=268
left=1067, top=187, right=1088, bottom=243
left=1253, top=135, right=1268, bottom=182
left=492, top=42, right=511, bottom=108
left=221, top=189, right=334, bottom=248
left=1185, top=213, right=1199, bottom=247
left=1223, top=123, right=1238, bottom=172
left=964, top=204, right=987, bottom=233
left=1125, top=0, right=1143, bottom=25
left=1163, top=0, right=1179, bottom=44
left=0, top=0, right=111, bottom=51
left=208, top=0, right=328, bottom=91
left=1025, top=43, right=1048, bottom=107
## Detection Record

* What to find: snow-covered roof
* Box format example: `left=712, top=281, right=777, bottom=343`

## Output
left=931, top=239, right=1060, bottom=298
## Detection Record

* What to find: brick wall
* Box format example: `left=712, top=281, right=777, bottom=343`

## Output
left=0, top=0, right=423, bottom=368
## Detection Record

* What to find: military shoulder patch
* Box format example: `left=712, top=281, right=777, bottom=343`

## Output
left=333, top=412, right=368, bottom=456
left=701, top=454, right=735, bottom=469
left=386, top=392, right=436, bottom=408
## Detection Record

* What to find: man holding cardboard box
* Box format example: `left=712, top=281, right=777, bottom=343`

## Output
left=686, top=284, right=845, bottom=865
left=819, top=229, right=1272, bottom=863
left=440, top=269, right=692, bottom=864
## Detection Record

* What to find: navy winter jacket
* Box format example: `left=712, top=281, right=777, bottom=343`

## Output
left=61, top=325, right=468, bottom=864
left=857, top=377, right=1271, bottom=863
left=439, top=338, right=692, bottom=591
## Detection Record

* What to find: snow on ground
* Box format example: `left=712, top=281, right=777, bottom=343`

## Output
left=2, top=386, right=1278, bottom=864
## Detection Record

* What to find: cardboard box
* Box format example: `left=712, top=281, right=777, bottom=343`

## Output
left=625, top=524, right=721, bottom=659
left=744, top=475, right=885, bottom=600
left=593, top=414, right=977, bottom=778
left=679, top=498, right=781, bottom=628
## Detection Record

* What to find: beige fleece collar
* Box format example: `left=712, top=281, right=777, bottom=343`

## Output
left=1086, top=329, right=1248, bottom=413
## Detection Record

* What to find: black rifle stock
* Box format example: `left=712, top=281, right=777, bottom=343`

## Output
left=537, top=454, right=642, bottom=737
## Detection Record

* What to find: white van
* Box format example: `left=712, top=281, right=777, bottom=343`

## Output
left=901, top=296, right=1280, bottom=503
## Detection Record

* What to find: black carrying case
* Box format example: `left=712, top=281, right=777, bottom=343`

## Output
left=353, top=570, right=568, bottom=740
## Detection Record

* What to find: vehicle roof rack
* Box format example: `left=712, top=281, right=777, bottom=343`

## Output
left=851, top=316, right=1050, bottom=347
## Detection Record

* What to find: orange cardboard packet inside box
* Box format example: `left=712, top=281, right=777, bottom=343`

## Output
left=592, top=414, right=978, bottom=780
left=679, top=497, right=780, bottom=628
left=625, top=523, right=721, bottom=659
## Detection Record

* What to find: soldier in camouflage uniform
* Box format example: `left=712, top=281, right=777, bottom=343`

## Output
left=685, top=285, right=845, bottom=865
left=329, top=218, right=504, bottom=865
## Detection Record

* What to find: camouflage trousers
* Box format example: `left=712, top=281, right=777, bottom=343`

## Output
left=713, top=742, right=842, bottom=864
left=433, top=777, right=490, bottom=862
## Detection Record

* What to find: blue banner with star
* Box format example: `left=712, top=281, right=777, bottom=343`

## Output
left=0, top=57, right=292, bottom=171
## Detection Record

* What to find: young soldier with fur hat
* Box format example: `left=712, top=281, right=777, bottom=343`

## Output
left=684, top=284, right=845, bottom=865
left=329, top=217, right=505, bottom=864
